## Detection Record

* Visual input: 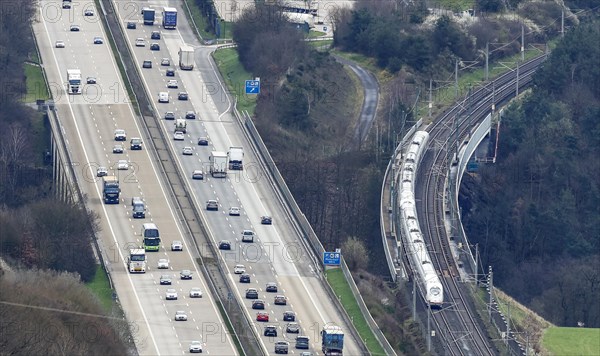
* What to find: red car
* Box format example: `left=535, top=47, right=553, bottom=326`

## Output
left=256, top=312, right=269, bottom=322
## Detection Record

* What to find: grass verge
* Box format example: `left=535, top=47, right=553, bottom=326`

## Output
left=182, top=0, right=232, bottom=41
left=23, top=63, right=50, bottom=102
left=212, top=48, right=257, bottom=116
left=542, top=327, right=600, bottom=355
left=326, top=268, right=387, bottom=355
left=86, top=265, right=114, bottom=312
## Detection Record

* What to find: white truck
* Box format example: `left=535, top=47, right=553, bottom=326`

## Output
left=127, top=249, right=146, bottom=273
left=178, top=45, right=194, bottom=70
left=228, top=146, right=244, bottom=170
left=67, top=69, right=82, bottom=94
left=174, top=118, right=187, bottom=133
left=209, top=151, right=228, bottom=177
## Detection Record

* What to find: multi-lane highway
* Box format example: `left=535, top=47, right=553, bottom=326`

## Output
left=34, top=1, right=237, bottom=354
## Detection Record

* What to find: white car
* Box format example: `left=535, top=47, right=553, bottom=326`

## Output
left=55, top=40, right=65, bottom=48
left=229, top=207, right=240, bottom=216
left=135, top=38, right=145, bottom=47
left=171, top=240, right=183, bottom=251
left=234, top=264, right=246, bottom=274
left=114, top=129, right=126, bottom=141
left=241, top=230, right=254, bottom=242
left=182, top=146, right=193, bottom=155
left=96, top=167, right=108, bottom=177
left=189, top=287, right=203, bottom=298
left=117, top=160, right=129, bottom=170
left=157, top=258, right=169, bottom=269
left=174, top=310, right=188, bottom=321
left=165, top=288, right=178, bottom=300
left=84, top=9, right=94, bottom=16
left=112, top=144, right=124, bottom=154
left=174, top=131, right=185, bottom=141
left=161, top=58, right=170, bottom=66
left=158, top=92, right=169, bottom=103
left=166, top=79, right=178, bottom=88
left=189, top=340, right=203, bottom=353
left=192, top=170, right=204, bottom=180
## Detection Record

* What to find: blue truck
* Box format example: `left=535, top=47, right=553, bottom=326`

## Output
left=142, top=7, right=155, bottom=25
left=162, top=7, right=177, bottom=29
left=102, top=176, right=120, bottom=204
left=321, top=326, right=344, bottom=355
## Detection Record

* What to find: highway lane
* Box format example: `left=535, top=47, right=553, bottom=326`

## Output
left=34, top=1, right=237, bottom=355
left=113, top=1, right=362, bottom=354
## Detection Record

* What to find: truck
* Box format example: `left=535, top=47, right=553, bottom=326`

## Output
left=102, top=176, right=120, bottom=204
left=227, top=146, right=244, bottom=170
left=127, top=249, right=146, bottom=273
left=209, top=151, right=228, bottom=178
left=142, top=7, right=155, bottom=25
left=162, top=7, right=177, bottom=29
left=178, top=45, right=194, bottom=70
left=66, top=69, right=82, bottom=94
left=174, top=118, right=187, bottom=133
left=321, top=326, right=344, bottom=355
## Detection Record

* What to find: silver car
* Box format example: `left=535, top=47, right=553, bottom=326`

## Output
left=165, top=289, right=178, bottom=300
left=189, top=287, right=203, bottom=298
left=171, top=240, right=183, bottom=251
left=175, top=310, right=188, bottom=321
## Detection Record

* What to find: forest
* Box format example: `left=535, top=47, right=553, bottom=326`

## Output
left=460, top=20, right=600, bottom=328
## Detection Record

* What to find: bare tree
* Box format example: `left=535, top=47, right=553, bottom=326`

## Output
left=342, top=236, right=369, bottom=270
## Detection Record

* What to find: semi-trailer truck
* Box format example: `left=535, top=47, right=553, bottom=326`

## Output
left=67, top=69, right=82, bottom=94
left=127, top=249, right=146, bottom=273
left=142, top=7, right=155, bottom=25
left=178, top=45, right=194, bottom=70
left=209, top=151, right=228, bottom=177
left=162, top=7, right=177, bottom=29
left=321, top=326, right=344, bottom=355
left=227, top=146, right=244, bottom=170
left=102, top=176, right=120, bottom=204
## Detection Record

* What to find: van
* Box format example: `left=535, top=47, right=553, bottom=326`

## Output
left=132, top=201, right=145, bottom=218
left=274, top=341, right=289, bottom=354
left=295, top=336, right=309, bottom=349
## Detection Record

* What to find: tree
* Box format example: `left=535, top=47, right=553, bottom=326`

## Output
left=342, top=237, right=369, bottom=270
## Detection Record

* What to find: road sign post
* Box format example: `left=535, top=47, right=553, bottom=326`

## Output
left=245, top=79, right=260, bottom=94
left=323, top=252, right=341, bottom=266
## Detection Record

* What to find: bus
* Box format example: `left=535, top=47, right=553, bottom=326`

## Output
left=142, top=223, right=160, bottom=251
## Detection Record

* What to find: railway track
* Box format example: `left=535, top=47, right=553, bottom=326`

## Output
left=415, top=54, right=547, bottom=355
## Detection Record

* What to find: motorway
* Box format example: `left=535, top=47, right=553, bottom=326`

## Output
left=34, top=1, right=237, bottom=354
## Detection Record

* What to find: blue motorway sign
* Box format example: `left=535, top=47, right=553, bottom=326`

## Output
left=323, top=252, right=341, bottom=266
left=245, top=80, right=260, bottom=94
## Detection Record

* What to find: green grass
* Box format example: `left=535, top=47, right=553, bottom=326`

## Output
left=307, top=30, right=326, bottom=38
left=86, top=265, right=115, bottom=312
left=23, top=63, right=50, bottom=102
left=211, top=48, right=257, bottom=116
left=182, top=0, right=232, bottom=41
left=326, top=268, right=387, bottom=356
left=435, top=0, right=475, bottom=12
left=542, top=327, right=600, bottom=356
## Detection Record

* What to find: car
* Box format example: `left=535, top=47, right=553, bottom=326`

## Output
left=86, top=77, right=97, bottom=84
left=159, top=275, right=172, bottom=285
left=151, top=31, right=161, bottom=40
left=234, top=264, right=245, bottom=274
left=158, top=92, right=169, bottom=103
left=55, top=40, right=65, bottom=48
left=167, top=80, right=178, bottom=88
left=166, top=68, right=175, bottom=76
left=150, top=43, right=160, bottom=50
left=180, top=270, right=192, bottom=280
left=283, top=311, right=296, bottom=322
left=185, top=111, right=196, bottom=120
left=189, top=340, right=203, bottom=353
left=112, top=144, right=124, bottom=154
left=274, top=341, right=289, bottom=354
left=178, top=92, right=188, bottom=100
left=62, top=2, right=71, bottom=9
left=256, top=312, right=269, bottom=322
left=174, top=310, right=188, bottom=321
left=142, top=60, right=152, bottom=68
left=171, top=240, right=183, bottom=251
left=189, top=287, right=203, bottom=298
left=165, top=288, right=178, bottom=300
left=127, top=22, right=136, bottom=29
left=229, top=207, right=240, bottom=216
left=117, top=160, right=129, bottom=170
left=295, top=336, right=310, bottom=349
left=161, top=58, right=170, bottom=66
left=197, top=137, right=209, bottom=146
left=130, top=137, right=142, bottom=150
left=135, top=38, right=145, bottom=47
left=84, top=9, right=94, bottom=16
left=241, top=230, right=254, bottom=243
left=182, top=146, right=193, bottom=156
left=264, top=325, right=278, bottom=337
left=299, top=353, right=312, bottom=356
left=239, top=273, right=251, bottom=283
left=206, top=200, right=218, bottom=211
left=274, top=295, right=287, bottom=305
left=96, top=167, right=108, bottom=177
left=286, top=322, right=300, bottom=334
left=174, top=131, right=185, bottom=141
left=261, top=215, right=273, bottom=225
left=252, top=300, right=265, bottom=310
left=266, top=282, right=278, bottom=293
left=192, top=170, right=204, bottom=180
left=114, top=129, right=126, bottom=141
left=157, top=258, right=169, bottom=269
left=246, top=288, right=259, bottom=299
left=164, top=111, right=175, bottom=120
left=93, top=37, right=103, bottom=44
left=218, top=240, right=231, bottom=250
left=69, top=25, right=80, bottom=31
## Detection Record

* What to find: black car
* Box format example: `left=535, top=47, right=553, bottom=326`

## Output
left=178, top=92, right=188, bottom=100
left=151, top=31, right=161, bottom=39
left=283, top=311, right=296, bottom=322
left=261, top=215, right=273, bottom=225
left=239, top=273, right=251, bottom=283
left=185, top=111, right=196, bottom=120
left=218, top=240, right=231, bottom=250
left=166, top=68, right=175, bottom=76
left=127, top=22, right=136, bottom=29
left=266, top=282, right=278, bottom=293
left=252, top=300, right=265, bottom=310
left=150, top=43, right=160, bottom=51
left=264, top=325, right=277, bottom=337
left=62, top=3, right=71, bottom=9
left=197, top=137, right=209, bottom=146
left=245, top=288, right=258, bottom=299
left=142, top=60, right=152, bottom=68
